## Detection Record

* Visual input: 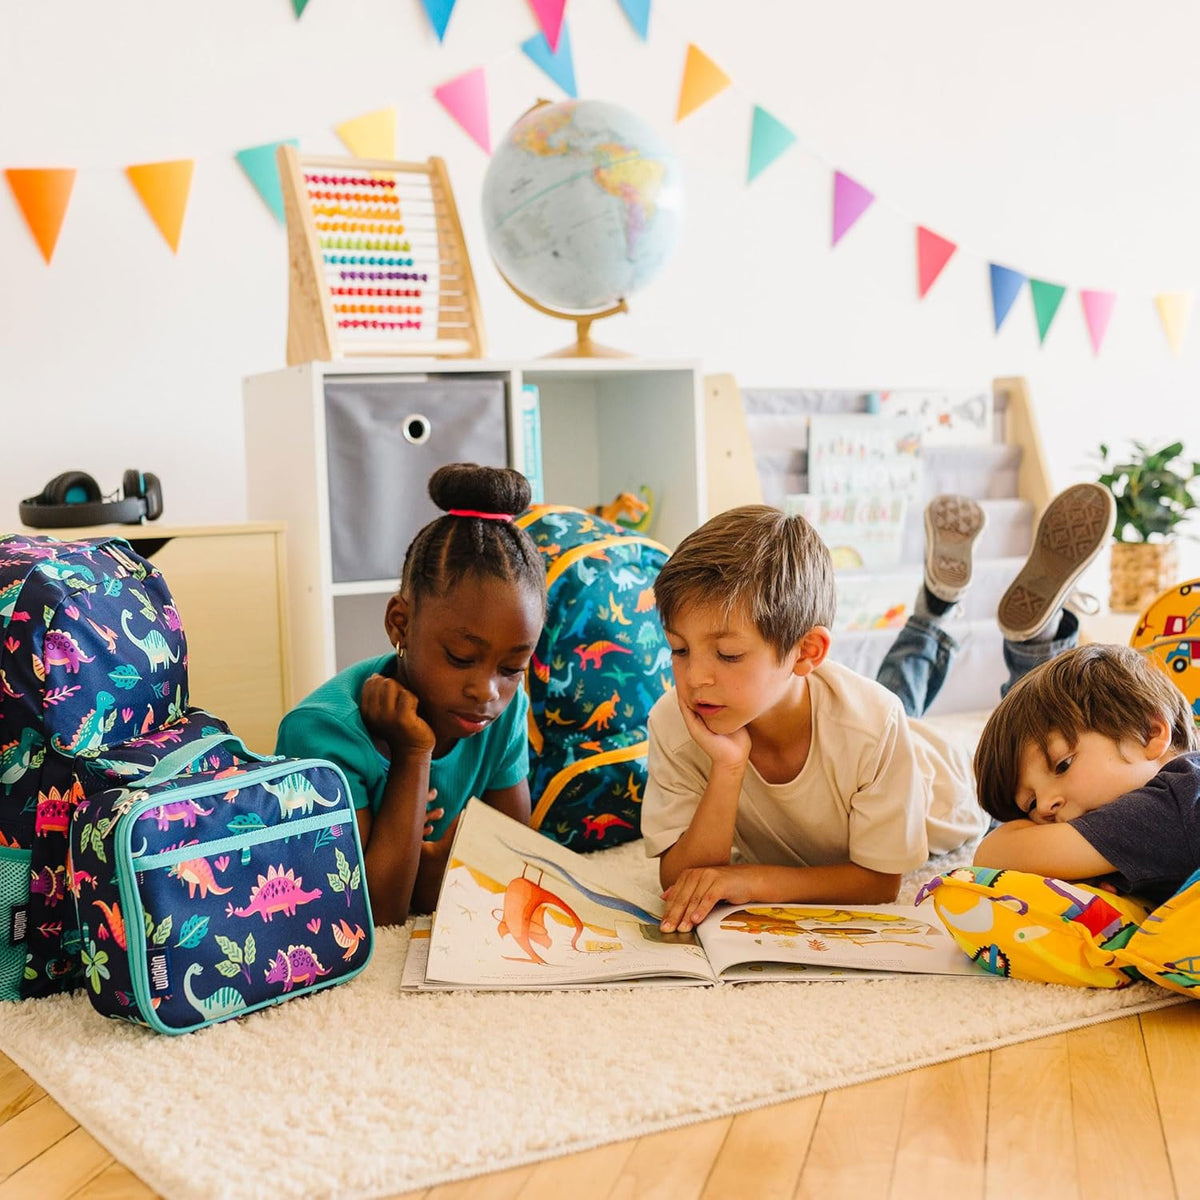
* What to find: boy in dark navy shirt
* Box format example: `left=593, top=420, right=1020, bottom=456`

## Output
left=973, top=642, right=1200, bottom=905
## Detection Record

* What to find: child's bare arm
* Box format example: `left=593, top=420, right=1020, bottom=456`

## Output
left=357, top=673, right=437, bottom=925
left=973, top=819, right=1117, bottom=879
left=660, top=861, right=902, bottom=932
left=658, top=761, right=746, bottom=889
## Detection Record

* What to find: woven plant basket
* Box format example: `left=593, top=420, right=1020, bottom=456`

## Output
left=1110, top=541, right=1179, bottom=612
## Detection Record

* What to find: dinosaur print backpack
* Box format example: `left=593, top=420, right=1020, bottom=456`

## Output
left=69, top=732, right=373, bottom=1033
left=0, top=534, right=192, bottom=997
left=515, top=505, right=673, bottom=850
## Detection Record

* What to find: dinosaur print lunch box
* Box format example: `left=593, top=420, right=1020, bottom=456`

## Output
left=69, top=734, right=373, bottom=1034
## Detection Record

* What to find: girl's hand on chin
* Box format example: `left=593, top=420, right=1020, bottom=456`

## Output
left=361, top=673, right=437, bottom=756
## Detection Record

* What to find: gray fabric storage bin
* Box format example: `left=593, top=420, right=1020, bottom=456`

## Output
left=325, top=375, right=510, bottom=583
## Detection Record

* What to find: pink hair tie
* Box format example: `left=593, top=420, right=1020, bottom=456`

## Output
left=448, top=509, right=513, bottom=522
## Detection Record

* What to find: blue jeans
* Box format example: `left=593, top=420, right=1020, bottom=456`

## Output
left=875, top=610, right=1081, bottom=719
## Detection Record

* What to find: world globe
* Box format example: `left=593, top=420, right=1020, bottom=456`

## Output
left=482, top=99, right=685, bottom=320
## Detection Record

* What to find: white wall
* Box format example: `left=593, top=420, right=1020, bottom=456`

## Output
left=4, top=0, right=1199, bottom=575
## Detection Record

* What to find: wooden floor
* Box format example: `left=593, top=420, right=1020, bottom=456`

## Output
left=1, top=1004, right=1197, bottom=1199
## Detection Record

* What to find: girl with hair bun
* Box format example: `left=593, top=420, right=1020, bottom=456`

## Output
left=277, top=463, right=547, bottom=924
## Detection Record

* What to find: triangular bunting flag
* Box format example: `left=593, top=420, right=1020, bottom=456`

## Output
left=1155, top=291, right=1194, bottom=355
left=434, top=67, right=490, bottom=154
left=5, top=168, right=76, bottom=263
left=832, top=171, right=874, bottom=246
left=529, top=0, right=566, bottom=53
left=617, top=0, right=650, bottom=39
left=125, top=159, right=194, bottom=252
left=335, top=108, right=397, bottom=159
left=1080, top=289, right=1116, bottom=354
left=747, top=105, right=796, bottom=183
left=916, top=226, right=956, bottom=298
left=235, top=140, right=298, bottom=224
left=521, top=22, right=577, bottom=97
left=292, top=0, right=312, bottom=16
left=420, top=0, right=457, bottom=41
left=1029, top=279, right=1067, bottom=344
left=676, top=44, right=731, bottom=121
left=989, top=263, right=1027, bottom=332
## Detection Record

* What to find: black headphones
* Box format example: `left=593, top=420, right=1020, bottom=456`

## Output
left=19, top=470, right=163, bottom=529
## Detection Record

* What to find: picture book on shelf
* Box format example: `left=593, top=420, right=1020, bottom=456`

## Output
left=401, top=800, right=988, bottom=991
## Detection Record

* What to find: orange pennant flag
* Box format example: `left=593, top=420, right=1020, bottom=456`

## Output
left=125, top=159, right=195, bottom=252
left=676, top=44, right=731, bottom=121
left=5, top=168, right=76, bottom=263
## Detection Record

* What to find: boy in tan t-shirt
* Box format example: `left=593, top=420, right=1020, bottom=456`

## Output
left=645, top=487, right=1116, bottom=933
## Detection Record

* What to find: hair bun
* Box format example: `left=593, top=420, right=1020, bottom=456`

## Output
left=427, top=463, right=532, bottom=517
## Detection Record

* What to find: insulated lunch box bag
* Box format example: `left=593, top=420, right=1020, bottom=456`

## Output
left=69, top=734, right=374, bottom=1033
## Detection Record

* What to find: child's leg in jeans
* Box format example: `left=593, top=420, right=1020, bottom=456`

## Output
left=877, top=496, right=987, bottom=718
left=996, top=482, right=1116, bottom=695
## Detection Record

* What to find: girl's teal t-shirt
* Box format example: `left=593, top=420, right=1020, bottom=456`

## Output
left=275, top=653, right=530, bottom=840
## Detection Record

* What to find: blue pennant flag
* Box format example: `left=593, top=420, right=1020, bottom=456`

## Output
left=235, top=139, right=298, bottom=224
left=521, top=21, right=578, bottom=98
left=617, top=0, right=650, bottom=39
left=421, top=0, right=457, bottom=42
left=747, top=105, right=796, bottom=183
left=989, top=263, right=1028, bottom=332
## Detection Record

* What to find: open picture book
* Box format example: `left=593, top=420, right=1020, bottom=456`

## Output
left=401, top=800, right=989, bottom=990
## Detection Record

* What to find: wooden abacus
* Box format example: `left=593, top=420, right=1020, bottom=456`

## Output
left=277, top=145, right=486, bottom=364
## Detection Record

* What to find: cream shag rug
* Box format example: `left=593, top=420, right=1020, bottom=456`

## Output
left=0, top=834, right=1183, bottom=1199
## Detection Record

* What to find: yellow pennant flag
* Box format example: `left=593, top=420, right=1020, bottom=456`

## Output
left=1155, top=291, right=1194, bottom=356
left=125, top=160, right=195, bottom=252
left=676, top=44, right=731, bottom=121
left=335, top=107, right=397, bottom=159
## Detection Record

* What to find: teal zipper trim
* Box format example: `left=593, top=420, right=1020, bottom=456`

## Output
left=135, top=809, right=344, bottom=870
left=112, top=757, right=349, bottom=1035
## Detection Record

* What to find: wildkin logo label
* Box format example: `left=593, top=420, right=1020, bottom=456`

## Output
left=147, top=948, right=173, bottom=994
left=9, top=905, right=27, bottom=947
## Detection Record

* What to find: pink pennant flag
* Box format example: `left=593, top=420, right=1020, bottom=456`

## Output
left=1080, top=288, right=1116, bottom=355
left=529, top=0, right=566, bottom=52
left=832, top=171, right=874, bottom=247
left=434, top=67, right=490, bottom=154
left=916, top=226, right=957, bottom=298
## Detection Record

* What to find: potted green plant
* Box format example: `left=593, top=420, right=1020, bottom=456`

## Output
left=1095, top=440, right=1200, bottom=611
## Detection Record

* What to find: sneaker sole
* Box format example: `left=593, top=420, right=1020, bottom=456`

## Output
left=997, top=483, right=1117, bottom=641
left=925, top=495, right=987, bottom=602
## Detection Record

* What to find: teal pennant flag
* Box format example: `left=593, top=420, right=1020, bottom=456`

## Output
left=521, top=22, right=577, bottom=98
left=235, top=139, right=298, bottom=224
left=617, top=0, right=650, bottom=39
left=421, top=0, right=457, bottom=41
left=747, top=105, right=797, bottom=182
left=1029, top=278, right=1067, bottom=344
left=292, top=0, right=311, bottom=16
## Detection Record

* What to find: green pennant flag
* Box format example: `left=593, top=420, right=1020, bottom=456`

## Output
left=292, top=0, right=312, bottom=16
left=747, top=105, right=796, bottom=183
left=1029, top=279, right=1067, bottom=344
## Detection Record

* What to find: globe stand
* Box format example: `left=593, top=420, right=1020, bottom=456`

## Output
left=498, top=269, right=632, bottom=359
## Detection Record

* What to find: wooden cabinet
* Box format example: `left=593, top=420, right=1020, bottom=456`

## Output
left=17, top=522, right=290, bottom=754
left=242, top=358, right=706, bottom=703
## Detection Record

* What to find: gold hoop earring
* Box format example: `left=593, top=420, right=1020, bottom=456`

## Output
left=396, top=644, right=406, bottom=661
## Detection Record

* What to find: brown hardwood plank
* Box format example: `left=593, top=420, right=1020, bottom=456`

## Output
left=0, top=1094, right=77, bottom=1182
left=890, top=1054, right=989, bottom=1198
left=795, top=1073, right=909, bottom=1199
left=1069, top=1017, right=1173, bottom=1197
left=0, top=1062, right=46, bottom=1127
left=71, top=1161, right=158, bottom=1199
left=1142, top=1004, right=1200, bottom=1200
left=608, top=1116, right=731, bottom=1200
left=425, top=1164, right=535, bottom=1199
left=700, top=1097, right=822, bottom=1200
left=516, top=1141, right=634, bottom=1199
left=986, top=1033, right=1077, bottom=1199
left=0, top=1126, right=111, bottom=1199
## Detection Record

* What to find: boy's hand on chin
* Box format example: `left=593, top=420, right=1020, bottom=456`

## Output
left=676, top=692, right=750, bottom=770
left=660, top=865, right=755, bottom=933
left=361, top=673, right=437, bottom=756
